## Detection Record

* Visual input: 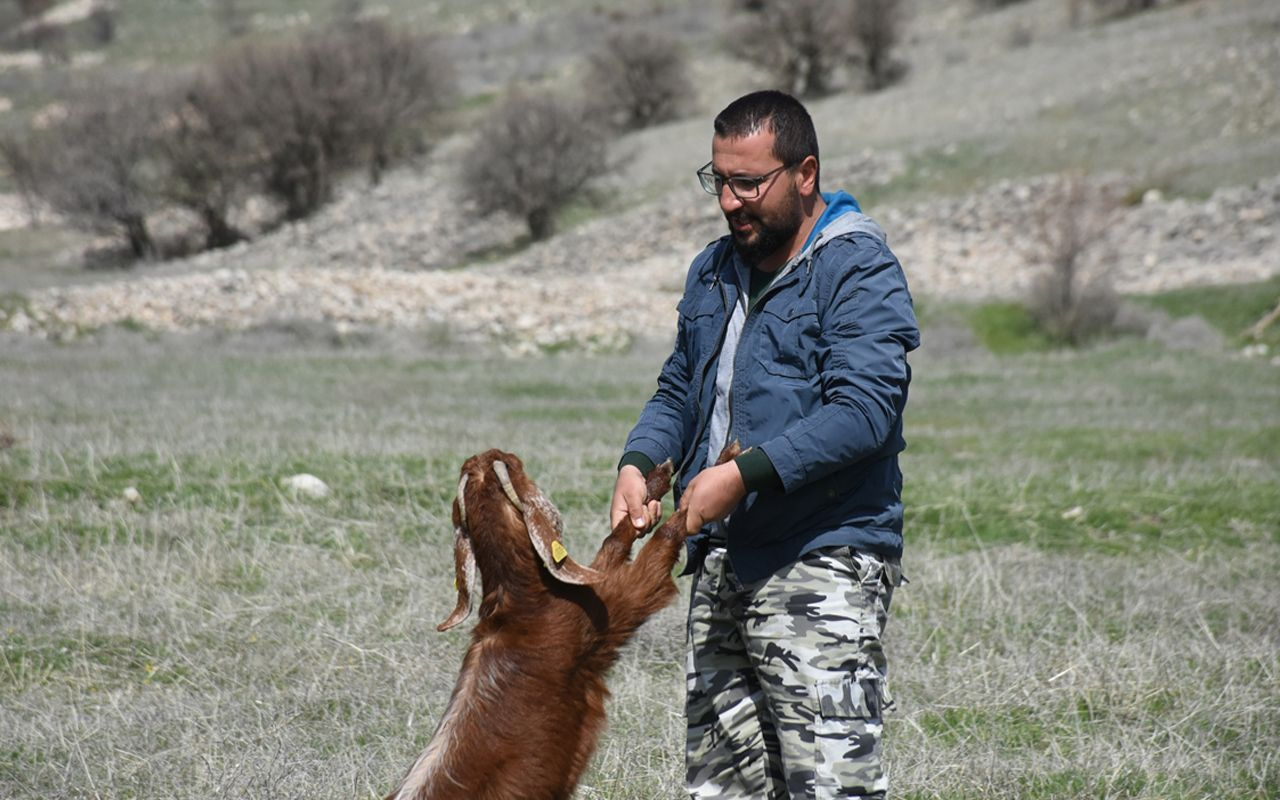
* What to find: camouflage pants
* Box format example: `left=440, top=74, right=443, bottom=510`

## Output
left=685, top=545, right=901, bottom=799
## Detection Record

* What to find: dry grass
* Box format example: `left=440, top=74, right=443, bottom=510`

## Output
left=1, top=331, right=1276, bottom=798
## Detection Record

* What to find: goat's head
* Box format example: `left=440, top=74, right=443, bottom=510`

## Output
left=438, top=450, right=601, bottom=631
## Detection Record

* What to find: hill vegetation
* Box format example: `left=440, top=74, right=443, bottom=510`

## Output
left=0, top=2, right=1277, bottom=797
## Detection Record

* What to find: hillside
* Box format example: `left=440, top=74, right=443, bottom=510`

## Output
left=0, top=0, right=1277, bottom=351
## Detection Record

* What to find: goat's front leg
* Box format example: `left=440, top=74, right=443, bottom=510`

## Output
left=591, top=460, right=674, bottom=571
left=597, top=507, right=689, bottom=633
left=614, top=440, right=743, bottom=606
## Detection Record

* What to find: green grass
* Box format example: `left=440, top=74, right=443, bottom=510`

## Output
left=1132, top=272, right=1280, bottom=348
left=954, top=274, right=1280, bottom=356
left=1, top=297, right=1277, bottom=798
left=965, top=301, right=1056, bottom=354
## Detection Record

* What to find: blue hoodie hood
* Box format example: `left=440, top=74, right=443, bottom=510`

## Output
left=801, top=191, right=862, bottom=252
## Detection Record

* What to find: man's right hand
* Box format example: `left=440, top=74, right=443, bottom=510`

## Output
left=610, top=465, right=661, bottom=535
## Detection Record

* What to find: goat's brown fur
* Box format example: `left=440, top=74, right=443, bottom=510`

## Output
left=385, top=444, right=740, bottom=800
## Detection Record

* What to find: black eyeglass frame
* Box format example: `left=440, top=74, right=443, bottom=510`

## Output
left=696, top=161, right=794, bottom=201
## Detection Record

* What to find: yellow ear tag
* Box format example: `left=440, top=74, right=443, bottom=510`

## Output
left=453, top=578, right=458, bottom=590
left=551, top=540, right=569, bottom=564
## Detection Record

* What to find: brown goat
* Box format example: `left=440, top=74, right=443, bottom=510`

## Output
left=385, top=445, right=738, bottom=800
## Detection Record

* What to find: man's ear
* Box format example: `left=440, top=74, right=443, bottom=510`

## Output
left=796, top=155, right=820, bottom=198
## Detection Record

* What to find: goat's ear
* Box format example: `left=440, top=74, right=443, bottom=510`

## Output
left=491, top=459, right=603, bottom=585
left=522, top=496, right=601, bottom=583
left=524, top=490, right=603, bottom=584
left=438, top=523, right=477, bottom=631
left=438, top=479, right=478, bottom=631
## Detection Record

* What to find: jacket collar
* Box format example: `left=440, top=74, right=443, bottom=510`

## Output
left=711, top=191, right=885, bottom=298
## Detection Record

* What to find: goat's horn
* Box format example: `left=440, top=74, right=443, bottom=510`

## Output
left=491, top=461, right=525, bottom=513
left=456, top=473, right=469, bottom=527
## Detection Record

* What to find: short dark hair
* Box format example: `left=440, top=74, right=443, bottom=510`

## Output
left=713, top=90, right=819, bottom=172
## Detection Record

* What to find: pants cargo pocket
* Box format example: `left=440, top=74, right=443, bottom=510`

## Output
left=813, top=672, right=887, bottom=799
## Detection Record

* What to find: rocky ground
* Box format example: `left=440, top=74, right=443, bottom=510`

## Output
left=4, top=159, right=1276, bottom=354
left=1, top=0, right=1278, bottom=354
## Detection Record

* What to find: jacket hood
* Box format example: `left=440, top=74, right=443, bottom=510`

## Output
left=800, top=191, right=886, bottom=258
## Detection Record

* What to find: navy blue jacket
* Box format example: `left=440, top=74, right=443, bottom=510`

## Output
left=623, top=197, right=919, bottom=582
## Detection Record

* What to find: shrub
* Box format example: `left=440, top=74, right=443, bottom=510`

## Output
left=155, top=73, right=255, bottom=250
left=584, top=25, right=691, bottom=131
left=460, top=90, right=609, bottom=241
left=200, top=21, right=453, bottom=221
left=31, top=21, right=70, bottom=64
left=735, top=0, right=906, bottom=96
left=851, top=0, right=905, bottom=91
left=0, top=131, right=49, bottom=226
left=88, top=2, right=117, bottom=45
left=207, top=34, right=359, bottom=220
left=25, top=81, right=165, bottom=260
left=1024, top=176, right=1120, bottom=346
left=338, top=20, right=455, bottom=184
left=13, top=0, right=53, bottom=19
left=739, top=0, right=844, bottom=98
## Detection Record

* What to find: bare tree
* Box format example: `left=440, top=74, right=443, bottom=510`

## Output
left=734, top=0, right=907, bottom=95
left=203, top=32, right=360, bottom=220
left=88, top=2, right=117, bottom=45
left=584, top=25, right=691, bottom=131
left=742, top=0, right=845, bottom=98
left=0, top=132, right=48, bottom=225
left=155, top=73, right=255, bottom=249
left=852, top=0, right=905, bottom=91
left=460, top=91, right=609, bottom=241
left=1025, top=176, right=1120, bottom=345
left=13, top=0, right=53, bottom=19
left=339, top=20, right=455, bottom=184
left=205, top=21, right=453, bottom=220
left=32, top=82, right=165, bottom=260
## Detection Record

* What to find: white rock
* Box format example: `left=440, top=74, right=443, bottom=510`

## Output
left=1061, top=506, right=1086, bottom=522
left=283, top=473, right=330, bottom=499
left=1241, top=343, right=1269, bottom=359
left=122, top=486, right=142, bottom=505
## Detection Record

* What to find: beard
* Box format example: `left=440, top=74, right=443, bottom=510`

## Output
left=725, top=187, right=804, bottom=267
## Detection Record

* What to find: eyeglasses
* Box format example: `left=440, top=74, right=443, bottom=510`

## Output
left=697, top=161, right=792, bottom=200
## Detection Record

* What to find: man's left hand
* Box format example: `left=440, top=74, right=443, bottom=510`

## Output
left=680, top=460, right=747, bottom=535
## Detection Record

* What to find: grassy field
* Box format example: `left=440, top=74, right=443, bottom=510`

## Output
left=1, top=286, right=1277, bottom=799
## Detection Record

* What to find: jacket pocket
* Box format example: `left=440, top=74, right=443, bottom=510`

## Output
left=678, top=283, right=723, bottom=366
left=755, top=298, right=818, bottom=379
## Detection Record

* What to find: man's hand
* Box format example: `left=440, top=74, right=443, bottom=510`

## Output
left=679, top=460, right=747, bottom=536
left=611, top=465, right=661, bottom=535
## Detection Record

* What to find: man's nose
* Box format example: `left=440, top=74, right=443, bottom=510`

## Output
left=719, top=184, right=743, bottom=214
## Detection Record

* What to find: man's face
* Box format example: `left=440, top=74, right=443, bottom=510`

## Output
left=710, top=130, right=803, bottom=268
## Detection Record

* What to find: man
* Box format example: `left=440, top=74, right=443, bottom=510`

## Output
left=610, top=90, right=919, bottom=799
